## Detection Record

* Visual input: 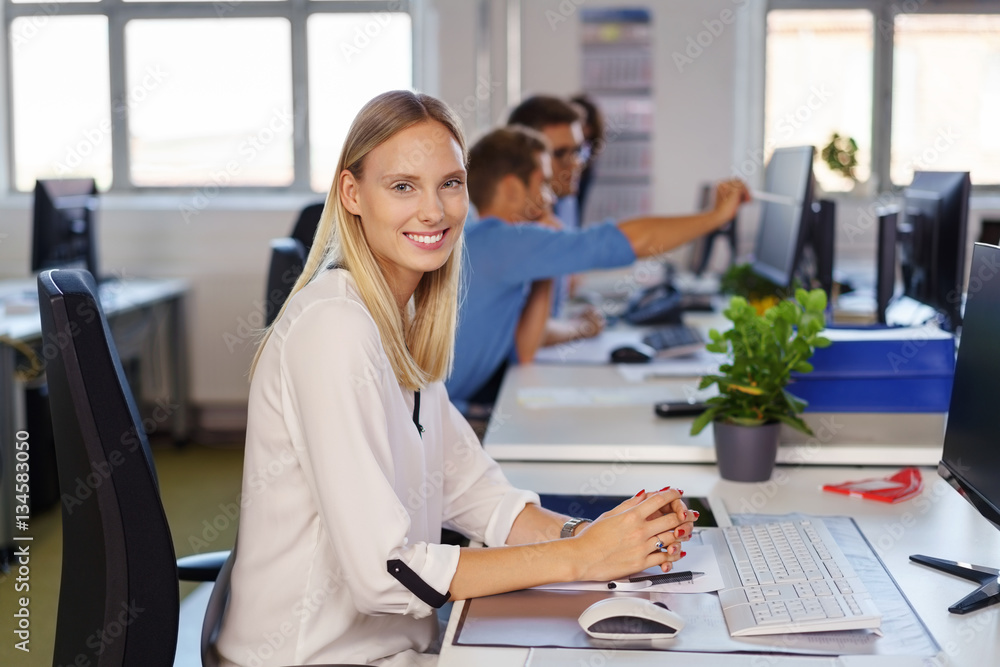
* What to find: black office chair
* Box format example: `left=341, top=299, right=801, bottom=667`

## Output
left=265, top=237, right=307, bottom=326
left=38, top=269, right=360, bottom=667
left=291, top=202, right=324, bottom=255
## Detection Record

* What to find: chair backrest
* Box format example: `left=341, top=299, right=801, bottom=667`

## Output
left=290, top=202, right=324, bottom=254
left=265, top=237, right=307, bottom=326
left=38, top=268, right=179, bottom=667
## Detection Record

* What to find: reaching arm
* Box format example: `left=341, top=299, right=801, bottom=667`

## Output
left=515, top=279, right=555, bottom=363
left=541, top=306, right=605, bottom=347
left=618, top=179, right=750, bottom=258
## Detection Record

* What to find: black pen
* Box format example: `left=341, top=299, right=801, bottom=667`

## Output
left=628, top=570, right=704, bottom=585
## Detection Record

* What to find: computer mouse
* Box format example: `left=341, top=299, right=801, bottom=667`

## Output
left=610, top=345, right=653, bottom=364
left=578, top=597, right=685, bottom=640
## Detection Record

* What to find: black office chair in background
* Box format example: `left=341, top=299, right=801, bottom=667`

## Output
left=291, top=201, right=324, bottom=253
left=38, top=269, right=359, bottom=667
left=264, top=202, right=324, bottom=326
left=265, top=237, right=307, bottom=326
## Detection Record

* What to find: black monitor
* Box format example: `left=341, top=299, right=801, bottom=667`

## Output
left=31, top=179, right=99, bottom=278
left=910, top=242, right=1000, bottom=614
left=897, top=171, right=970, bottom=331
left=875, top=206, right=899, bottom=325
left=750, top=146, right=816, bottom=288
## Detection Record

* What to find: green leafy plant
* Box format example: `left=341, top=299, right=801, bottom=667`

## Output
left=820, top=132, right=859, bottom=182
left=691, top=288, right=832, bottom=437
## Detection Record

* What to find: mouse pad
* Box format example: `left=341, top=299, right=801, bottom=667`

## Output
left=538, top=494, right=717, bottom=528
left=451, top=516, right=938, bottom=659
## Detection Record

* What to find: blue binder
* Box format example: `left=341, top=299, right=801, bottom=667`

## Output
left=789, top=333, right=956, bottom=413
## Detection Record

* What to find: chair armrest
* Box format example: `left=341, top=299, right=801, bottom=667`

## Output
left=178, top=550, right=231, bottom=582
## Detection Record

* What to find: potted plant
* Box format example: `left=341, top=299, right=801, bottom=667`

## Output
left=820, top=132, right=863, bottom=193
left=691, top=288, right=831, bottom=482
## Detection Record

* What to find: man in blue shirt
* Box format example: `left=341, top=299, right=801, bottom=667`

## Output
left=445, top=126, right=749, bottom=410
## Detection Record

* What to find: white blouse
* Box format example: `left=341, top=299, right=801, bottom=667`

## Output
left=216, top=269, right=539, bottom=666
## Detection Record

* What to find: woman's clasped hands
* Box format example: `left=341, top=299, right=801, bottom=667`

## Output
left=569, top=487, right=698, bottom=583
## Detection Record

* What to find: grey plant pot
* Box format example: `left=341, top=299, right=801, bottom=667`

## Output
left=713, top=421, right=781, bottom=483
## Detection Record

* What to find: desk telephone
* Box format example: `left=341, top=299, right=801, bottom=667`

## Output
left=621, top=282, right=713, bottom=326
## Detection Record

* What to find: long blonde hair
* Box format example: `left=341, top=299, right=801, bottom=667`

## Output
left=250, top=91, right=467, bottom=390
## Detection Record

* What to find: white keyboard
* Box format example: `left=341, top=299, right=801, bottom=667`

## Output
left=716, top=519, right=881, bottom=636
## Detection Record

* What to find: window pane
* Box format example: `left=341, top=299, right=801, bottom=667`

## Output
left=308, top=13, right=412, bottom=192
left=11, top=16, right=111, bottom=192
left=891, top=14, right=1000, bottom=187
left=126, top=19, right=293, bottom=187
left=765, top=10, right=873, bottom=193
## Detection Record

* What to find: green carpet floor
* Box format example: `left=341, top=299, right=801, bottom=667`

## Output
left=0, top=441, right=244, bottom=667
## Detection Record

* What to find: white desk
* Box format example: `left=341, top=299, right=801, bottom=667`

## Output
left=440, top=462, right=1000, bottom=666
left=0, top=277, right=190, bottom=559
left=483, top=363, right=945, bottom=466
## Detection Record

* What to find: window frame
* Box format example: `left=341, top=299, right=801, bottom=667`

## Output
left=2, top=0, right=419, bottom=194
left=767, top=0, right=1000, bottom=193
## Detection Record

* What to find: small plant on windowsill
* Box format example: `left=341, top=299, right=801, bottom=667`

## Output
left=821, top=132, right=859, bottom=184
left=691, top=288, right=831, bottom=482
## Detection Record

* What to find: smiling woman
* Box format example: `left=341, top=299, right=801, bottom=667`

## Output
left=216, top=91, right=694, bottom=667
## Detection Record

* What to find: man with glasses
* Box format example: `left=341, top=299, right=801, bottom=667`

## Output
left=508, top=96, right=592, bottom=233
left=447, top=124, right=749, bottom=418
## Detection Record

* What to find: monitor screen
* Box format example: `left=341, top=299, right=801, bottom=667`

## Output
left=32, top=179, right=99, bottom=278
left=751, top=146, right=815, bottom=287
left=939, top=242, right=1000, bottom=532
left=899, top=171, right=970, bottom=330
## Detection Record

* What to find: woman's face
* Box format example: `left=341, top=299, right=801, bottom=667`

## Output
left=340, top=120, right=468, bottom=297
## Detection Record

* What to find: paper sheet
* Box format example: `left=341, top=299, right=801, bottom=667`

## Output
left=516, top=385, right=692, bottom=409
left=533, top=541, right=724, bottom=594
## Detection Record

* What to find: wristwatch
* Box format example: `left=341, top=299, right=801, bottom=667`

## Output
left=560, top=517, right=592, bottom=539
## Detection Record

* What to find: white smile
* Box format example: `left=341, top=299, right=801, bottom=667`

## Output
left=404, top=231, right=445, bottom=245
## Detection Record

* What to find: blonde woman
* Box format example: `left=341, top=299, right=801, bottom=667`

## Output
left=215, top=91, right=695, bottom=666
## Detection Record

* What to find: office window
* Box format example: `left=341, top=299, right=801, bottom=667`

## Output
left=765, top=9, right=874, bottom=194
left=308, top=12, right=412, bottom=192
left=126, top=19, right=294, bottom=187
left=891, top=14, right=1000, bottom=187
left=10, top=16, right=111, bottom=192
left=767, top=2, right=1000, bottom=191
left=3, top=0, right=413, bottom=193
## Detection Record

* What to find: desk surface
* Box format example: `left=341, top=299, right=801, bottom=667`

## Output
left=440, top=462, right=1000, bottom=666
left=0, top=277, right=188, bottom=341
left=483, top=363, right=945, bottom=466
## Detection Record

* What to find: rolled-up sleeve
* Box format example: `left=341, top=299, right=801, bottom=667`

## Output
left=433, top=385, right=540, bottom=547
left=279, top=299, right=458, bottom=618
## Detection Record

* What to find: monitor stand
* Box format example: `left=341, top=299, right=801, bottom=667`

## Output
left=910, top=554, right=1000, bottom=614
